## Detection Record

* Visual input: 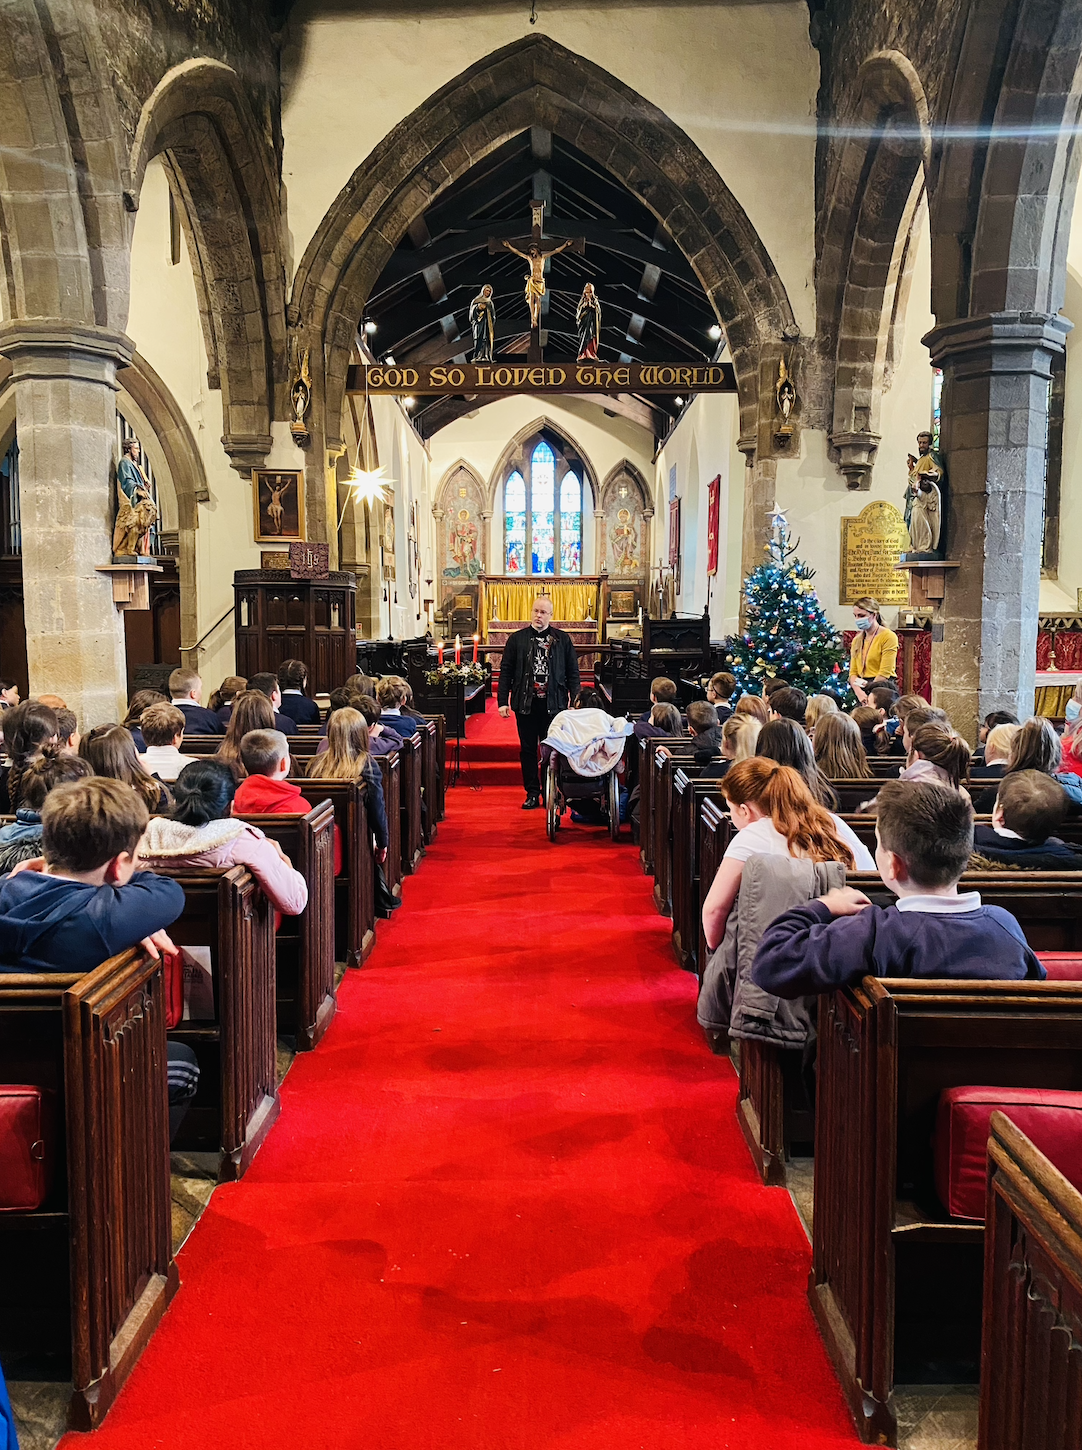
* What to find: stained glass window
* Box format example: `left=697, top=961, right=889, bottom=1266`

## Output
left=559, top=471, right=581, bottom=575
left=531, top=442, right=556, bottom=574
left=504, top=470, right=526, bottom=574
left=502, top=437, right=586, bottom=576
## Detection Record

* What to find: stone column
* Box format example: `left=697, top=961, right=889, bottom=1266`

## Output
left=0, top=320, right=133, bottom=727
left=923, top=312, right=1070, bottom=734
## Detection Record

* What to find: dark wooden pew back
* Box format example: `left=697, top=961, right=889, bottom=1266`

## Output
left=290, top=776, right=375, bottom=967
left=0, top=951, right=176, bottom=1428
left=637, top=735, right=695, bottom=875
left=980, top=1112, right=1082, bottom=1450
left=234, top=804, right=336, bottom=1049
left=159, top=866, right=279, bottom=1180
left=422, top=713, right=447, bottom=825
left=670, top=770, right=725, bottom=971
left=651, top=742, right=700, bottom=915
left=396, top=732, right=424, bottom=874
left=377, top=751, right=402, bottom=896
left=812, top=976, right=1082, bottom=1444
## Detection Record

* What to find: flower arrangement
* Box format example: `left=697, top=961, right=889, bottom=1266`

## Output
left=423, top=662, right=487, bottom=689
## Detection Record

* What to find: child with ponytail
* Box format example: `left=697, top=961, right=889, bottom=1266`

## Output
left=701, top=758, right=874, bottom=949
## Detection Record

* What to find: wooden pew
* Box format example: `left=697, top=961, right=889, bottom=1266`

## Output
left=160, top=866, right=280, bottom=1181
left=0, top=950, right=176, bottom=1429
left=652, top=742, right=700, bottom=915
left=670, top=769, right=724, bottom=971
left=396, top=731, right=425, bottom=874
left=234, top=803, right=336, bottom=1050
left=416, top=716, right=439, bottom=844
left=179, top=733, right=324, bottom=762
left=828, top=777, right=884, bottom=813
left=979, top=1112, right=1082, bottom=1450
left=377, top=751, right=403, bottom=898
left=422, top=712, right=447, bottom=824
left=637, top=735, right=696, bottom=875
left=811, top=976, right=1082, bottom=1444
left=293, top=776, right=375, bottom=968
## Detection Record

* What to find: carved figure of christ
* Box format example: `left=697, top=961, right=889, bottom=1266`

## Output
left=489, top=201, right=585, bottom=361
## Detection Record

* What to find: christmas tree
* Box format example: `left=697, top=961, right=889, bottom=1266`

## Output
left=723, top=510, right=849, bottom=698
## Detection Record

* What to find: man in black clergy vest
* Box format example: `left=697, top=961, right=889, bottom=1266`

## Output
left=498, top=595, right=580, bottom=809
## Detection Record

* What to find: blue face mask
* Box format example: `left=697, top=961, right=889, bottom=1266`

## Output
left=854, top=615, right=874, bottom=631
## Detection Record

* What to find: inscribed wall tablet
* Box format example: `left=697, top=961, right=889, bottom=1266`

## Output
left=840, top=500, right=910, bottom=605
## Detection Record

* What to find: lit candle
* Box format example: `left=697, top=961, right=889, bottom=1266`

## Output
left=437, top=639, right=444, bottom=665
left=472, top=633, right=480, bottom=663
left=454, top=633, right=461, bottom=665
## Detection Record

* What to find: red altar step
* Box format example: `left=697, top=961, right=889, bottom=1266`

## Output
left=447, top=697, right=523, bottom=786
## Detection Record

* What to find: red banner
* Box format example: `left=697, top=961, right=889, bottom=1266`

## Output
left=707, top=475, right=720, bottom=576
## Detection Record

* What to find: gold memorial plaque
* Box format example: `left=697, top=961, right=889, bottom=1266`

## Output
left=840, top=500, right=911, bottom=605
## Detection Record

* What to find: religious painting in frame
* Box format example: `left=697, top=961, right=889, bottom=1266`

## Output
left=253, top=469, right=305, bottom=543
left=609, top=589, right=637, bottom=618
left=707, top=475, right=721, bottom=576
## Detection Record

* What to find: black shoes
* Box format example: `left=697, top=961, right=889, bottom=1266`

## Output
left=522, top=793, right=542, bottom=810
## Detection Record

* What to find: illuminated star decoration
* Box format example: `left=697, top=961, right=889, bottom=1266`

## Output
left=346, top=464, right=392, bottom=507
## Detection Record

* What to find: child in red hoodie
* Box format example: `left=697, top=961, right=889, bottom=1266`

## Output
left=233, top=730, right=342, bottom=874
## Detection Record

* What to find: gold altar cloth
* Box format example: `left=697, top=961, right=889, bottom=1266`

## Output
left=480, top=578, right=601, bottom=638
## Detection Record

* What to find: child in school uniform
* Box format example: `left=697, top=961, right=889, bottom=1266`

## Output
left=751, top=779, right=1043, bottom=995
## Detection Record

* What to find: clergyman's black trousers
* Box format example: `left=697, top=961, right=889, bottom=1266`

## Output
left=515, top=698, right=553, bottom=796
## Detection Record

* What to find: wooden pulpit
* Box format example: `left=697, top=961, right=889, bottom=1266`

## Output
left=233, top=570, right=357, bottom=696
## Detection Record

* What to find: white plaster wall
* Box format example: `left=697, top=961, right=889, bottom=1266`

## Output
left=280, top=1, right=818, bottom=332
left=652, top=390, right=742, bottom=638
left=126, top=157, right=300, bottom=693
left=427, top=394, right=654, bottom=572
left=360, top=394, right=433, bottom=639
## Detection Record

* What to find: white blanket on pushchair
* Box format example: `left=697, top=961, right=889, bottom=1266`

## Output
left=543, top=708, right=633, bottom=777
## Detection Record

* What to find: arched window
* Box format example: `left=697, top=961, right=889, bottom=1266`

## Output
left=503, top=437, right=584, bottom=576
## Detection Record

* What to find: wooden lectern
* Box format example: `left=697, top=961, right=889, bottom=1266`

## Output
left=233, top=570, right=356, bottom=696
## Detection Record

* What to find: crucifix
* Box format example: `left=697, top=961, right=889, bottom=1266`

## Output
left=489, top=200, right=585, bottom=363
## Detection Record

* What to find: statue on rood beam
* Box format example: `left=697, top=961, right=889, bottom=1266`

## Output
left=502, top=236, right=575, bottom=331
left=469, top=284, right=496, bottom=363
left=576, top=283, right=602, bottom=361
left=112, top=436, right=158, bottom=560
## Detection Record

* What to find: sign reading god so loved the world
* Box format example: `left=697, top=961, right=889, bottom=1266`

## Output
left=345, top=361, right=737, bottom=396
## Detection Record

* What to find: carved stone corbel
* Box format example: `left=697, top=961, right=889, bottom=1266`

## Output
left=830, top=431, right=881, bottom=490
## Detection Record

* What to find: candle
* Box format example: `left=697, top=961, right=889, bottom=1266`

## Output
left=472, top=633, right=479, bottom=663
left=437, top=639, right=444, bottom=665
left=638, top=605, right=643, bottom=626
left=454, top=634, right=461, bottom=665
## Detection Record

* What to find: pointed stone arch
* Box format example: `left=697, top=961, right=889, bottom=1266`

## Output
left=291, top=33, right=797, bottom=541
left=0, top=0, right=129, bottom=331
left=817, top=51, right=932, bottom=488
left=129, top=59, right=288, bottom=472
left=930, top=0, right=1082, bottom=323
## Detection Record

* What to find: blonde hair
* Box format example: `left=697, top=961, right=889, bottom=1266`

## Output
left=721, top=714, right=760, bottom=762
left=805, top=694, right=839, bottom=732
left=984, top=722, right=1020, bottom=763
left=306, top=708, right=371, bottom=781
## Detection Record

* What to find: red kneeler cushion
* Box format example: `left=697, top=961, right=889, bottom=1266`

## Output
left=1036, top=953, right=1082, bottom=981
left=0, top=1085, right=56, bottom=1211
left=934, top=1086, right=1082, bottom=1220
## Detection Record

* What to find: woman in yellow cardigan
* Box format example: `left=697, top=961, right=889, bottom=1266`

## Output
left=848, top=596, right=898, bottom=704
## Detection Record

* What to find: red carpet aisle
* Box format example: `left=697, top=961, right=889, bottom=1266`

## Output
left=63, top=709, right=858, bottom=1450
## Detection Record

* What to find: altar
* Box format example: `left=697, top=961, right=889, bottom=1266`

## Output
left=479, top=575, right=612, bottom=675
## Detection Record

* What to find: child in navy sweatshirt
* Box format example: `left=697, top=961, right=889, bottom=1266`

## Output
left=752, top=779, right=1043, bottom=996
left=0, top=776, right=196, bottom=1137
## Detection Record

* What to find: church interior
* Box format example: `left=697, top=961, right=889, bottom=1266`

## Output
left=2, top=1, right=1082, bottom=1447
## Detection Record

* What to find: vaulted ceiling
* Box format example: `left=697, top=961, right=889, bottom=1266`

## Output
left=362, top=128, right=724, bottom=439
